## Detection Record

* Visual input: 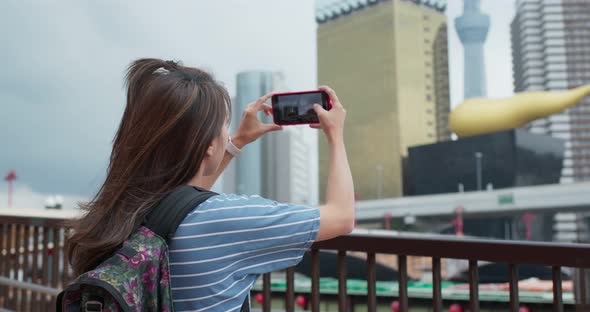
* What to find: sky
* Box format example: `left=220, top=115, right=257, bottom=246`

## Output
left=0, top=0, right=515, bottom=209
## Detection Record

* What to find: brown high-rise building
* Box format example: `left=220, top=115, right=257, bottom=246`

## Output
left=316, top=0, right=450, bottom=200
left=511, top=0, right=590, bottom=182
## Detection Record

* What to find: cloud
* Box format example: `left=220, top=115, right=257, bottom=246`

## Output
left=0, top=183, right=88, bottom=210
left=0, top=0, right=316, bottom=196
left=0, top=0, right=516, bottom=199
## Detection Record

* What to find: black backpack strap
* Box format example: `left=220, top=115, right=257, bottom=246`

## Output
left=241, top=294, right=250, bottom=312
left=143, top=184, right=217, bottom=241
left=143, top=185, right=251, bottom=311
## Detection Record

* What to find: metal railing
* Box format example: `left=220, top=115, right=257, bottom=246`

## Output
left=2, top=214, right=590, bottom=311
left=258, top=230, right=590, bottom=312
left=0, top=214, right=71, bottom=311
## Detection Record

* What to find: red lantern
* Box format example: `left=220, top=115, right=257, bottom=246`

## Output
left=390, top=300, right=400, bottom=312
left=449, top=303, right=463, bottom=312
left=255, top=293, right=264, bottom=304
left=295, top=295, right=307, bottom=308
left=519, top=306, right=531, bottom=312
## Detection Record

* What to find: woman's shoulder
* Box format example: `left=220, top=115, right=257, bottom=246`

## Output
left=193, top=193, right=288, bottom=214
left=203, top=193, right=275, bottom=206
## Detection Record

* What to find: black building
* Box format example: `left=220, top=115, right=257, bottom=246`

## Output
left=406, top=129, right=565, bottom=196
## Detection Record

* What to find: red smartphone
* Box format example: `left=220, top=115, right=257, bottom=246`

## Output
left=271, top=90, right=332, bottom=125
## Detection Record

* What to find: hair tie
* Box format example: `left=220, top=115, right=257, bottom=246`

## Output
left=153, top=67, right=170, bottom=75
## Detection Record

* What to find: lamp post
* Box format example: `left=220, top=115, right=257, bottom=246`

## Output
left=474, top=152, right=483, bottom=191
left=376, top=164, right=383, bottom=199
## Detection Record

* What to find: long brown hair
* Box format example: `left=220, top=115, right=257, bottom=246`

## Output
left=66, top=58, right=231, bottom=276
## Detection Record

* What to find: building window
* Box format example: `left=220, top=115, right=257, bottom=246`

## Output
left=426, top=94, right=432, bottom=102
left=424, top=27, right=430, bottom=32
left=427, top=108, right=433, bottom=114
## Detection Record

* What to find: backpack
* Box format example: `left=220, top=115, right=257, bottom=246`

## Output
left=57, top=185, right=250, bottom=312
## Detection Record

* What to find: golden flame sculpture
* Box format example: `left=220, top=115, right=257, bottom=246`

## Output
left=449, top=84, right=590, bottom=137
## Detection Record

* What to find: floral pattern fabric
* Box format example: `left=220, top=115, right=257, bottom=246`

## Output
left=59, top=226, right=174, bottom=312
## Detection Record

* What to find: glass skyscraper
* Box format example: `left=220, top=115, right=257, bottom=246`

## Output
left=511, top=0, right=590, bottom=182
left=215, top=71, right=318, bottom=205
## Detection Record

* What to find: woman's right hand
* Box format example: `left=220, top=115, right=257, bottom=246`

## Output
left=310, top=86, right=346, bottom=143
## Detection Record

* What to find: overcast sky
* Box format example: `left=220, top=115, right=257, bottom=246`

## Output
left=0, top=0, right=515, bottom=208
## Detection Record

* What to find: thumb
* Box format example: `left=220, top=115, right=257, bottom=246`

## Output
left=313, top=104, right=327, bottom=116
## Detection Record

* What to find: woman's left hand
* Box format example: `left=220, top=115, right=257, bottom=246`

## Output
left=232, top=93, right=283, bottom=148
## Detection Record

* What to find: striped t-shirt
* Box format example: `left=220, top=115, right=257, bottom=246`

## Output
left=168, top=193, right=320, bottom=312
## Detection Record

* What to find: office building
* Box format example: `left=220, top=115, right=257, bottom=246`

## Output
left=316, top=0, right=450, bottom=200
left=511, top=0, right=590, bottom=182
left=218, top=71, right=318, bottom=205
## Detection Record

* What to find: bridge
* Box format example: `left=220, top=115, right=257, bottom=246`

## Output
left=355, top=182, right=590, bottom=222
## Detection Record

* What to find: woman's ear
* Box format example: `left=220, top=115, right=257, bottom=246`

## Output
left=206, top=144, right=215, bottom=157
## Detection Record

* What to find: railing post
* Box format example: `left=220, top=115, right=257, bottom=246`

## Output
left=311, top=248, right=320, bottom=312
left=337, top=250, right=347, bottom=312
left=285, top=267, right=295, bottom=312
left=397, top=255, right=408, bottom=312
left=432, top=257, right=442, bottom=312
left=553, top=266, right=563, bottom=312
left=42, top=226, right=51, bottom=307
left=574, top=268, right=589, bottom=310
left=0, top=223, right=7, bottom=307
left=262, top=272, right=271, bottom=312
left=22, top=224, right=32, bottom=312
left=509, top=264, right=519, bottom=312
left=367, top=253, right=377, bottom=312
left=7, top=223, right=15, bottom=309
left=51, top=226, right=60, bottom=310
left=469, top=260, right=480, bottom=312
left=32, top=225, right=40, bottom=311
left=17, top=223, right=27, bottom=311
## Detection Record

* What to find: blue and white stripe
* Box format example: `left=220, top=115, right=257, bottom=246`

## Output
left=169, top=193, right=319, bottom=312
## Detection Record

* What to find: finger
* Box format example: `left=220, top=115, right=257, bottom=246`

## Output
left=318, top=85, right=342, bottom=108
left=262, top=103, right=274, bottom=115
left=313, top=103, right=328, bottom=116
left=245, top=101, right=271, bottom=117
left=254, top=92, right=274, bottom=109
left=264, top=123, right=283, bottom=132
left=309, top=124, right=321, bottom=129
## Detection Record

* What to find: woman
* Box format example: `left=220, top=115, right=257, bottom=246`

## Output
left=66, top=58, right=355, bottom=311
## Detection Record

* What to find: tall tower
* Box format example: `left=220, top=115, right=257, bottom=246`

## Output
left=455, top=0, right=490, bottom=99
left=316, top=0, right=450, bottom=200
